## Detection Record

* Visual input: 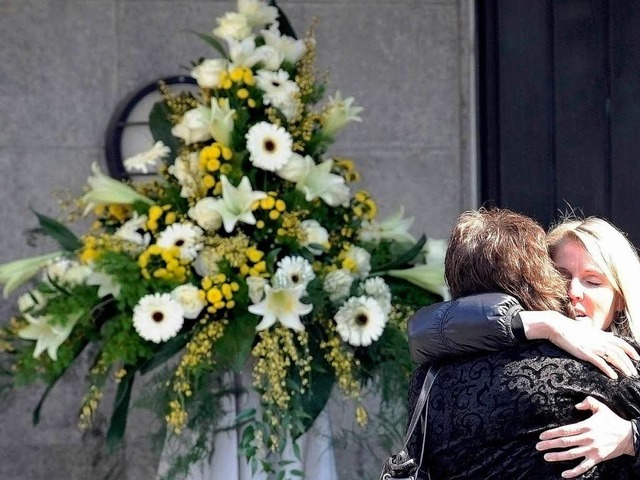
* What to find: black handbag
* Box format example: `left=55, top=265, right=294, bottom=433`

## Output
left=379, top=365, right=440, bottom=480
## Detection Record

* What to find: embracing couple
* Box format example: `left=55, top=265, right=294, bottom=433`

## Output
left=409, top=208, right=640, bottom=479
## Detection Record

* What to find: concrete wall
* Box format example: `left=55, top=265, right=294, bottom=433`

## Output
left=0, top=0, right=476, bottom=478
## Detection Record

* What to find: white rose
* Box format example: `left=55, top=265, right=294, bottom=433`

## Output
left=188, top=197, right=223, bottom=231
left=193, top=247, right=222, bottom=277
left=171, top=108, right=212, bottom=145
left=246, top=276, right=268, bottom=304
left=191, top=59, right=228, bottom=89
left=213, top=12, right=252, bottom=41
left=171, top=284, right=206, bottom=320
left=300, top=219, right=329, bottom=255
left=323, top=269, right=354, bottom=303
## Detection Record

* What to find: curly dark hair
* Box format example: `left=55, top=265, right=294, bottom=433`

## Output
left=445, top=208, right=570, bottom=314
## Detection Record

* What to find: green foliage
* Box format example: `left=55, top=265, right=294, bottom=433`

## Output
left=30, top=209, right=82, bottom=251
left=149, top=101, right=184, bottom=162
left=193, top=31, right=229, bottom=59
left=214, top=311, right=258, bottom=372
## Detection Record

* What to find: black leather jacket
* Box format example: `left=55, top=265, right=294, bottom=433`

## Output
left=408, top=291, right=640, bottom=472
left=408, top=292, right=527, bottom=365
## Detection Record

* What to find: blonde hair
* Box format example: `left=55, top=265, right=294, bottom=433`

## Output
left=548, top=217, right=640, bottom=341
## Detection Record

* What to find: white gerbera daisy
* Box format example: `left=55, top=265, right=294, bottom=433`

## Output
left=255, top=70, right=300, bottom=120
left=358, top=277, right=391, bottom=314
left=342, top=246, right=371, bottom=279
left=156, top=223, right=204, bottom=262
left=249, top=284, right=312, bottom=332
left=133, top=293, right=184, bottom=343
left=322, top=268, right=354, bottom=302
left=123, top=141, right=170, bottom=174
left=245, top=121, right=293, bottom=171
left=334, top=296, right=387, bottom=347
left=273, top=256, right=315, bottom=289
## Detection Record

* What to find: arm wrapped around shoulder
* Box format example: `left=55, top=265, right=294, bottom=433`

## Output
left=408, top=292, right=525, bottom=365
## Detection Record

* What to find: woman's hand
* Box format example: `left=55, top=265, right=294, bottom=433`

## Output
left=536, top=396, right=636, bottom=478
left=520, top=311, right=640, bottom=379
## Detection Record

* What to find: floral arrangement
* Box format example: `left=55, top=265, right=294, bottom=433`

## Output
left=0, top=1, right=445, bottom=478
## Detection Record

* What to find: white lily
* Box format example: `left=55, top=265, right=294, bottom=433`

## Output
left=86, top=271, right=121, bottom=299
left=424, top=238, right=448, bottom=264
left=296, top=158, right=350, bottom=207
left=322, top=91, right=363, bottom=136
left=18, top=311, right=83, bottom=361
left=238, top=0, right=279, bottom=28
left=0, top=251, right=62, bottom=297
left=209, top=175, right=267, bottom=233
left=387, top=263, right=450, bottom=300
left=249, top=284, right=313, bottom=332
left=261, top=23, right=306, bottom=64
left=360, top=206, right=416, bottom=244
left=123, top=141, right=170, bottom=174
left=201, top=98, right=236, bottom=146
left=82, top=162, right=153, bottom=215
left=228, top=36, right=266, bottom=69
left=276, top=152, right=309, bottom=182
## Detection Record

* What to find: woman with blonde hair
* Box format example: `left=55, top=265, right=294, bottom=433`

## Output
left=409, top=214, right=640, bottom=477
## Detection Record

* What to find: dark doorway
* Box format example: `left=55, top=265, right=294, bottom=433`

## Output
left=478, top=0, right=640, bottom=247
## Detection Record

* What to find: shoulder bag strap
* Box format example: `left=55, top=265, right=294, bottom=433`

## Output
left=402, top=365, right=441, bottom=479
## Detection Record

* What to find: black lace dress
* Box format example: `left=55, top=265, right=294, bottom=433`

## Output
left=408, top=342, right=640, bottom=479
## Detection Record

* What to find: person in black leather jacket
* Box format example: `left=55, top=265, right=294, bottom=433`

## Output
left=408, top=210, right=640, bottom=479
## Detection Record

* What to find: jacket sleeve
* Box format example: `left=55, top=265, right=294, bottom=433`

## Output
left=408, top=292, right=526, bottom=365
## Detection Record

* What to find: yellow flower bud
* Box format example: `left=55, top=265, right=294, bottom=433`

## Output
left=260, top=196, right=276, bottom=210
left=243, top=69, right=255, bottom=86
left=230, top=67, right=244, bottom=83
left=165, top=212, right=177, bottom=224
left=203, top=175, right=216, bottom=189
left=206, top=158, right=221, bottom=172
left=207, top=288, right=223, bottom=304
